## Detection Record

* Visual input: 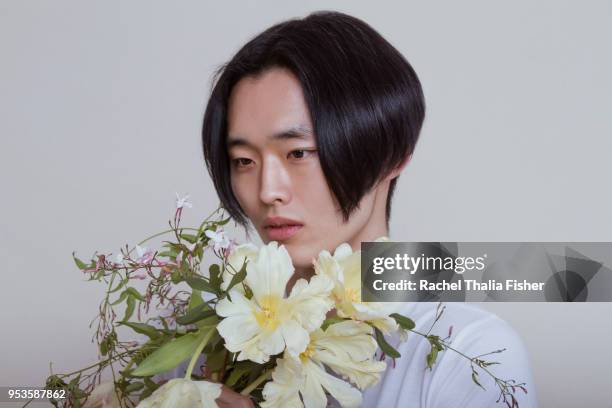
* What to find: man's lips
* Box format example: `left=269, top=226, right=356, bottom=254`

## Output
left=263, top=216, right=303, bottom=228
left=262, top=216, right=304, bottom=240
left=264, top=224, right=303, bottom=241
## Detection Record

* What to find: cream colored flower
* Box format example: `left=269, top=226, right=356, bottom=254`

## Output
left=83, top=381, right=121, bottom=408
left=135, top=378, right=221, bottom=408
left=262, top=320, right=385, bottom=408
left=216, top=242, right=334, bottom=363
left=314, top=239, right=399, bottom=334
left=308, top=320, right=386, bottom=390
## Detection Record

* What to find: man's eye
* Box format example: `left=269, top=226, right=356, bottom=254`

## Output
left=232, top=158, right=253, bottom=168
left=288, top=149, right=316, bottom=160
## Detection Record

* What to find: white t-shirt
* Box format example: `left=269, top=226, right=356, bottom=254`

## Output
left=360, top=302, right=539, bottom=408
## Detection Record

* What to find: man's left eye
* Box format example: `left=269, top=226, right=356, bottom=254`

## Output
left=288, top=149, right=316, bottom=159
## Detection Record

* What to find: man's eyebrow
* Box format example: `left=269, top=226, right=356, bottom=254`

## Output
left=227, top=126, right=314, bottom=148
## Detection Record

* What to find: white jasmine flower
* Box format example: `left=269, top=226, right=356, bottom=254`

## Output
left=175, top=193, right=193, bottom=210
left=216, top=242, right=334, bottom=363
left=314, top=238, right=399, bottom=334
left=262, top=321, right=384, bottom=408
left=136, top=378, right=221, bottom=408
left=114, top=252, right=124, bottom=265
left=205, top=228, right=231, bottom=251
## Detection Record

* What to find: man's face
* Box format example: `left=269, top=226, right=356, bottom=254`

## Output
left=226, top=67, right=382, bottom=269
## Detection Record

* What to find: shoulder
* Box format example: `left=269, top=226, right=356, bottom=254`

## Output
left=369, top=303, right=539, bottom=408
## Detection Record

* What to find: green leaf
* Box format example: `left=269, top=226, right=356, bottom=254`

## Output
left=321, top=316, right=346, bottom=331
left=374, top=328, right=401, bottom=359
left=110, top=289, right=129, bottom=306
left=117, top=322, right=161, bottom=340
left=132, top=327, right=214, bottom=377
left=426, top=347, right=438, bottom=370
left=226, top=262, right=247, bottom=293
left=109, top=277, right=128, bottom=294
left=171, top=271, right=182, bottom=284
left=125, top=287, right=146, bottom=302
left=209, top=264, right=222, bottom=289
left=427, top=335, right=444, bottom=351
left=217, top=217, right=231, bottom=226
left=185, top=277, right=217, bottom=294
left=72, top=253, right=88, bottom=270
left=471, top=371, right=485, bottom=390
left=139, top=376, right=160, bottom=400
left=123, top=296, right=136, bottom=322
left=390, top=313, right=416, bottom=330
left=124, top=382, right=144, bottom=393
left=176, top=304, right=216, bottom=325
left=180, top=233, right=198, bottom=244
left=188, top=290, right=204, bottom=311
left=100, top=339, right=108, bottom=356
left=226, top=361, right=258, bottom=387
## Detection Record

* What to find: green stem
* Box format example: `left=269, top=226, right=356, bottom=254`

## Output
left=134, top=228, right=200, bottom=250
left=56, top=351, right=132, bottom=378
left=240, top=369, right=271, bottom=396
left=184, top=329, right=215, bottom=380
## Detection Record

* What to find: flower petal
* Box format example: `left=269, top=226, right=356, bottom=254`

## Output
left=192, top=380, right=222, bottom=407
left=304, top=359, right=362, bottom=408
left=246, top=242, right=294, bottom=302
left=288, top=275, right=334, bottom=332
left=280, top=319, right=310, bottom=358
left=261, top=357, right=304, bottom=408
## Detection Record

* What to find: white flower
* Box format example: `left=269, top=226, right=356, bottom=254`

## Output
left=262, top=321, right=384, bottom=408
left=136, top=378, right=221, bottom=408
left=314, top=239, right=399, bottom=334
left=114, top=252, right=124, bottom=265
left=175, top=193, right=193, bottom=210
left=205, top=228, right=231, bottom=251
left=216, top=242, right=334, bottom=363
left=83, top=381, right=121, bottom=408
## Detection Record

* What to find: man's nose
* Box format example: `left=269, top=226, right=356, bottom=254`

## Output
left=259, top=156, right=292, bottom=205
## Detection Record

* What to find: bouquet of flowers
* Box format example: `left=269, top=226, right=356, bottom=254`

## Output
left=38, top=195, right=527, bottom=408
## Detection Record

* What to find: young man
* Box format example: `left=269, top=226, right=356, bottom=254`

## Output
left=201, top=11, right=538, bottom=407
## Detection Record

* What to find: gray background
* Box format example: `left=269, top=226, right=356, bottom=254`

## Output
left=1, top=1, right=611, bottom=407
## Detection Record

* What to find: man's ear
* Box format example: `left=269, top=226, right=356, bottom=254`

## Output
left=384, top=154, right=412, bottom=181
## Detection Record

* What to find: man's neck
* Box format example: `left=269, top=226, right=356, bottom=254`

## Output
left=285, top=181, right=390, bottom=295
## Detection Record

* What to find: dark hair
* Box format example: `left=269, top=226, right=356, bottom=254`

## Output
left=202, top=10, right=425, bottom=227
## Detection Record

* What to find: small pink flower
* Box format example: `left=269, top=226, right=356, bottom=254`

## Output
left=130, top=271, right=147, bottom=280
left=223, top=239, right=238, bottom=258
left=135, top=245, right=154, bottom=265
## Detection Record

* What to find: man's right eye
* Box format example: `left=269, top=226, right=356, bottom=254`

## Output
left=232, top=158, right=254, bottom=168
